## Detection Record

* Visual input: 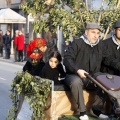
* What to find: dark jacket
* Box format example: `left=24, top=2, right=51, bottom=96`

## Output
left=101, top=37, right=120, bottom=75
left=40, top=62, right=66, bottom=84
left=0, top=35, right=3, bottom=46
left=3, top=34, right=11, bottom=45
left=64, top=38, right=103, bottom=75
left=23, top=61, right=45, bottom=76
left=63, top=38, right=120, bottom=76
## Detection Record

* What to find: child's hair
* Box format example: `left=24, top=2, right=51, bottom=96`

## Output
left=49, top=51, right=62, bottom=62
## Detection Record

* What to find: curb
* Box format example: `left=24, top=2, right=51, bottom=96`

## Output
left=0, top=56, right=26, bottom=66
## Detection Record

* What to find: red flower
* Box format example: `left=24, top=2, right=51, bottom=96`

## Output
left=27, top=38, right=47, bottom=57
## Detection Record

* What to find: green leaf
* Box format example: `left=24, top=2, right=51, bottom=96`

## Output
left=7, top=71, right=52, bottom=119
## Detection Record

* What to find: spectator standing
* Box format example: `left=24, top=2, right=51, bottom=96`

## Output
left=17, top=30, right=24, bottom=62
left=3, top=30, right=11, bottom=59
left=0, top=30, right=3, bottom=57
left=44, top=31, right=58, bottom=62
left=13, top=30, right=19, bottom=62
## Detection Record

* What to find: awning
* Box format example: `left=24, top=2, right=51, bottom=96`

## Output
left=0, top=8, right=26, bottom=23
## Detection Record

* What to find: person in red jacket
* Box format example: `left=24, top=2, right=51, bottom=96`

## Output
left=13, top=30, right=19, bottom=62
left=17, top=30, right=24, bottom=62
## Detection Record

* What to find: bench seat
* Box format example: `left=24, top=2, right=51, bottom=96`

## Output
left=44, top=84, right=96, bottom=120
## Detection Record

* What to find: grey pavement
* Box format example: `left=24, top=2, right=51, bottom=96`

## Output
left=0, top=54, right=33, bottom=120
left=0, top=54, right=26, bottom=66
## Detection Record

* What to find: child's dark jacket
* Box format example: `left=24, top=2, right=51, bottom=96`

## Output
left=23, top=61, right=45, bottom=76
left=40, top=62, right=66, bottom=84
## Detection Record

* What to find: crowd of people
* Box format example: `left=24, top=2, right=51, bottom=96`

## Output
left=15, top=20, right=120, bottom=120
left=0, top=29, right=25, bottom=61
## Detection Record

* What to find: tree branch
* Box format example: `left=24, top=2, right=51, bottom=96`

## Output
left=103, top=0, right=120, bottom=40
left=98, top=0, right=105, bottom=24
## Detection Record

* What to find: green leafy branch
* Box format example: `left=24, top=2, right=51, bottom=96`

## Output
left=6, top=71, right=52, bottom=120
left=20, top=0, right=120, bottom=41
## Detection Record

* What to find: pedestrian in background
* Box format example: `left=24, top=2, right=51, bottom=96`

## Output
left=3, top=30, right=11, bottom=59
left=17, top=30, right=24, bottom=62
left=44, top=31, right=58, bottom=62
left=0, top=30, right=3, bottom=57
left=13, top=30, right=19, bottom=62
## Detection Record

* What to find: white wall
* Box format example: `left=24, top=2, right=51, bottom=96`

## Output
left=0, top=1, right=7, bottom=8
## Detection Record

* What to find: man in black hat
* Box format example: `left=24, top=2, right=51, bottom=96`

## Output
left=92, top=20, right=120, bottom=117
left=101, top=20, right=120, bottom=75
left=63, top=22, right=110, bottom=120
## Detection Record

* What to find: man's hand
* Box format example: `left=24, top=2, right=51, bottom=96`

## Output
left=77, top=69, right=88, bottom=78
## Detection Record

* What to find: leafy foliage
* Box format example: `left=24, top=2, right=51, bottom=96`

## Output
left=6, top=71, right=52, bottom=120
left=20, top=0, right=120, bottom=40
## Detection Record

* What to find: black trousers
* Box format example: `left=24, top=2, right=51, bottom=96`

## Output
left=4, top=45, right=10, bottom=58
left=18, top=50, right=23, bottom=61
left=64, top=74, right=96, bottom=112
left=14, top=46, right=18, bottom=61
left=0, top=46, right=3, bottom=56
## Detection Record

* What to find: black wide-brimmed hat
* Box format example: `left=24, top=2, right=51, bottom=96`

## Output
left=114, top=20, right=120, bottom=28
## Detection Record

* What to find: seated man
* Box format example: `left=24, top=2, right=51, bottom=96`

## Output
left=63, top=22, right=109, bottom=120
left=91, top=20, right=120, bottom=118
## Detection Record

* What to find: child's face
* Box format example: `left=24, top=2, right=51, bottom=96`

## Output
left=49, top=57, right=59, bottom=68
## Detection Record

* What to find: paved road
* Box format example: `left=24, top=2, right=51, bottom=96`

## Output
left=0, top=61, right=32, bottom=120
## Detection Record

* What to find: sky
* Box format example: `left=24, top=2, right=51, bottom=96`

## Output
left=90, top=0, right=107, bottom=9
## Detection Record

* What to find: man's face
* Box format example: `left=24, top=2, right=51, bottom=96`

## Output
left=115, top=28, right=120, bottom=40
left=85, top=29, right=100, bottom=43
left=39, top=45, right=47, bottom=53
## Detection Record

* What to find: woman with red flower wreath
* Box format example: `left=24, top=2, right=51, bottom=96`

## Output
left=16, top=38, right=47, bottom=119
left=23, top=38, right=47, bottom=76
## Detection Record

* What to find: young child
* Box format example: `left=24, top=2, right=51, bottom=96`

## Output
left=40, top=51, right=66, bottom=84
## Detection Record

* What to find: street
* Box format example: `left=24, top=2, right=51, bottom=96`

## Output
left=0, top=61, right=32, bottom=120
